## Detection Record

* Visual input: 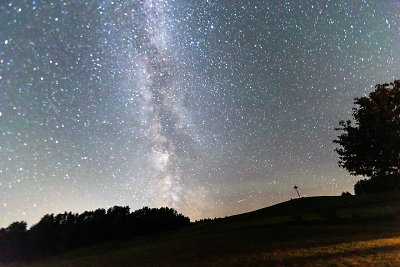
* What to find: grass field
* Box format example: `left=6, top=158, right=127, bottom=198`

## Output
left=5, top=192, right=400, bottom=266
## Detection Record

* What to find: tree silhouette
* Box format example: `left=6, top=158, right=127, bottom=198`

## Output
left=0, top=221, right=28, bottom=261
left=0, top=206, right=190, bottom=262
left=334, top=80, right=400, bottom=193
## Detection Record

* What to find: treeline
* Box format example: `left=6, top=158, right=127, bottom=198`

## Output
left=0, top=206, right=190, bottom=262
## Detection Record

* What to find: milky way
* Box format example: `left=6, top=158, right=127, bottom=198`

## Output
left=128, top=0, right=192, bottom=209
left=1, top=1, right=400, bottom=227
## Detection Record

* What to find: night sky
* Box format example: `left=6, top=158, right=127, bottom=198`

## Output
left=1, top=0, right=400, bottom=227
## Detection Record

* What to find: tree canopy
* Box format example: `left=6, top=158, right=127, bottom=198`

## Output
left=334, top=80, right=400, bottom=180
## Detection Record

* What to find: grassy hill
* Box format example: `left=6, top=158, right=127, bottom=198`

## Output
left=6, top=192, right=400, bottom=266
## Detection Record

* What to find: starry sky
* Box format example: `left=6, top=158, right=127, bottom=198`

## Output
left=1, top=0, right=400, bottom=227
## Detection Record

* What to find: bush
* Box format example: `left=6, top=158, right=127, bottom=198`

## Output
left=354, top=175, right=400, bottom=195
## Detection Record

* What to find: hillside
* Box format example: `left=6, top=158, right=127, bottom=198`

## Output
left=5, top=192, right=400, bottom=266
left=228, top=192, right=400, bottom=222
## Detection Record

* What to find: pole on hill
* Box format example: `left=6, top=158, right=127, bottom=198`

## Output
left=294, top=185, right=301, bottom=198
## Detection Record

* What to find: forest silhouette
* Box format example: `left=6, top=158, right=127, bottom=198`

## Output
left=0, top=206, right=190, bottom=262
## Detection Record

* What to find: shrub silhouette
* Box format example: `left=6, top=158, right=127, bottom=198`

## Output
left=354, top=174, right=400, bottom=195
left=341, top=191, right=352, bottom=197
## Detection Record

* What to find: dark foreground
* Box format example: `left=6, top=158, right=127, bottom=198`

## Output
left=5, top=193, right=400, bottom=266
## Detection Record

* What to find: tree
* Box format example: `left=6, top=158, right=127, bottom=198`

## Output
left=0, top=221, right=28, bottom=261
left=334, top=80, right=400, bottom=193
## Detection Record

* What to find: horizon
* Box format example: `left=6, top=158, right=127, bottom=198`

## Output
left=1, top=0, right=399, bottom=228
left=4, top=192, right=342, bottom=229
